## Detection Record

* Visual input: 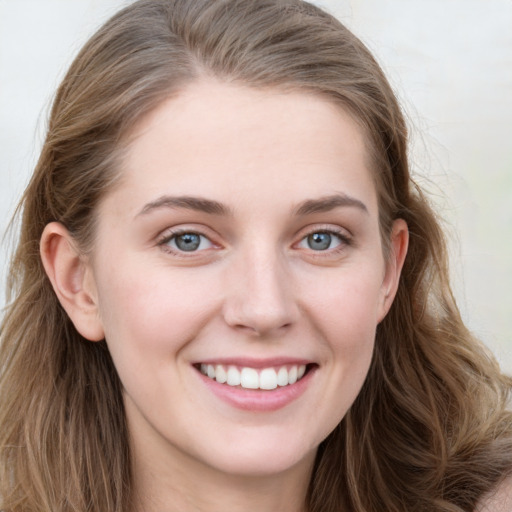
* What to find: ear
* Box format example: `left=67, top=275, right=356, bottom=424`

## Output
left=40, top=222, right=104, bottom=341
left=377, top=218, right=409, bottom=322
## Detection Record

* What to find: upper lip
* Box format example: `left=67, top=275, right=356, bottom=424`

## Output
left=192, top=357, right=314, bottom=369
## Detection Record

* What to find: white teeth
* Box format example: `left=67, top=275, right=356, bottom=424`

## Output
left=199, top=363, right=308, bottom=390
left=227, top=366, right=241, bottom=386
left=259, top=368, right=278, bottom=390
left=241, top=367, right=259, bottom=389
left=215, top=364, right=227, bottom=384
left=277, top=366, right=288, bottom=387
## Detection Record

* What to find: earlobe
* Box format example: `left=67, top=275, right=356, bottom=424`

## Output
left=40, top=222, right=105, bottom=341
left=378, top=218, right=409, bottom=322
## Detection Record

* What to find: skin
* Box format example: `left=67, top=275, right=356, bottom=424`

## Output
left=41, top=81, right=408, bottom=512
left=476, top=476, right=512, bottom=512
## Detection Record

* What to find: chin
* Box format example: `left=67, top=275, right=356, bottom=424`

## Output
left=197, top=431, right=319, bottom=478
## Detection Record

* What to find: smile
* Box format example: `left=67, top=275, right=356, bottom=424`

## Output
left=198, top=363, right=308, bottom=390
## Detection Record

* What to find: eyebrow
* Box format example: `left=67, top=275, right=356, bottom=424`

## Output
left=294, top=194, right=368, bottom=216
left=137, top=195, right=232, bottom=217
left=136, top=192, right=368, bottom=218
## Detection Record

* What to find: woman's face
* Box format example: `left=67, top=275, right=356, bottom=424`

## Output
left=82, top=81, right=406, bottom=479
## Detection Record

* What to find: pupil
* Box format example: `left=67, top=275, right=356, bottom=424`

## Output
left=176, top=233, right=200, bottom=251
left=308, top=232, right=331, bottom=250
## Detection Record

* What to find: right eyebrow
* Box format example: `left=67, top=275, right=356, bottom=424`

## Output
left=136, top=195, right=233, bottom=218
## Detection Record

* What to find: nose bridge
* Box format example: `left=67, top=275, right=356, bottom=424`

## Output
left=223, top=239, right=298, bottom=336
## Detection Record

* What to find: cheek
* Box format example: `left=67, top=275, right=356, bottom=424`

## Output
left=304, top=264, right=385, bottom=343
left=300, top=262, right=383, bottom=403
left=94, top=259, right=221, bottom=361
left=317, top=271, right=382, bottom=406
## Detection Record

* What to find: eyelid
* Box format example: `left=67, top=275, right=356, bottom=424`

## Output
left=293, top=224, right=353, bottom=252
left=155, top=223, right=352, bottom=258
left=156, top=225, right=222, bottom=256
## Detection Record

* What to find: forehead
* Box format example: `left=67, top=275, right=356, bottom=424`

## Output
left=109, top=80, right=378, bottom=217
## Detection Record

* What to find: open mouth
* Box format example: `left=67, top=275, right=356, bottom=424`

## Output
left=195, top=363, right=314, bottom=390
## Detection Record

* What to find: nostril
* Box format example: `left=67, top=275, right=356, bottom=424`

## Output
left=232, top=321, right=293, bottom=337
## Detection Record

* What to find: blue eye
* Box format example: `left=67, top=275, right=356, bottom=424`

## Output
left=298, top=231, right=344, bottom=251
left=164, top=232, right=213, bottom=252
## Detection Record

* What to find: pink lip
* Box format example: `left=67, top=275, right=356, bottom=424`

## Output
left=195, top=364, right=317, bottom=412
left=193, top=357, right=313, bottom=369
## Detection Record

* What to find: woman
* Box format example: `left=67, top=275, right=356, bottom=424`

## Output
left=1, top=0, right=511, bottom=510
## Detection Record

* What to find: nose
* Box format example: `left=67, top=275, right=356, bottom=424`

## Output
left=222, top=246, right=299, bottom=337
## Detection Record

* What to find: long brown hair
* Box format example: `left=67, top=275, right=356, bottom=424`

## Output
left=1, top=1, right=511, bottom=511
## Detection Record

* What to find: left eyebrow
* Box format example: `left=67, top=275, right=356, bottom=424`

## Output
left=294, top=193, right=368, bottom=216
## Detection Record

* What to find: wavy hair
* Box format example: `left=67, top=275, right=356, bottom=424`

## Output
left=1, top=1, right=511, bottom=511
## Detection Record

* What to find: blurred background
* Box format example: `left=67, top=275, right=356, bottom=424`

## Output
left=1, top=0, right=511, bottom=371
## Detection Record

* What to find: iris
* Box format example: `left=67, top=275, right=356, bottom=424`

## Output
left=307, top=232, right=332, bottom=251
left=175, top=233, right=201, bottom=251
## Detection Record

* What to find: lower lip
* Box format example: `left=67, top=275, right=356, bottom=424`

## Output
left=196, top=367, right=316, bottom=412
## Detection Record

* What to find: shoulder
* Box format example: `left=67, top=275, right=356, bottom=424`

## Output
left=475, top=476, right=512, bottom=512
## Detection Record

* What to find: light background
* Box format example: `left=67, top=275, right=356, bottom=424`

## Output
left=1, top=0, right=511, bottom=371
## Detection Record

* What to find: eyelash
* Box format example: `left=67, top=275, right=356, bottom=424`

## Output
left=157, top=228, right=215, bottom=256
left=157, top=227, right=352, bottom=256
left=296, top=228, right=352, bottom=253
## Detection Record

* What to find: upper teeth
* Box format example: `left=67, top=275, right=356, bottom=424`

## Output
left=199, top=364, right=307, bottom=390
